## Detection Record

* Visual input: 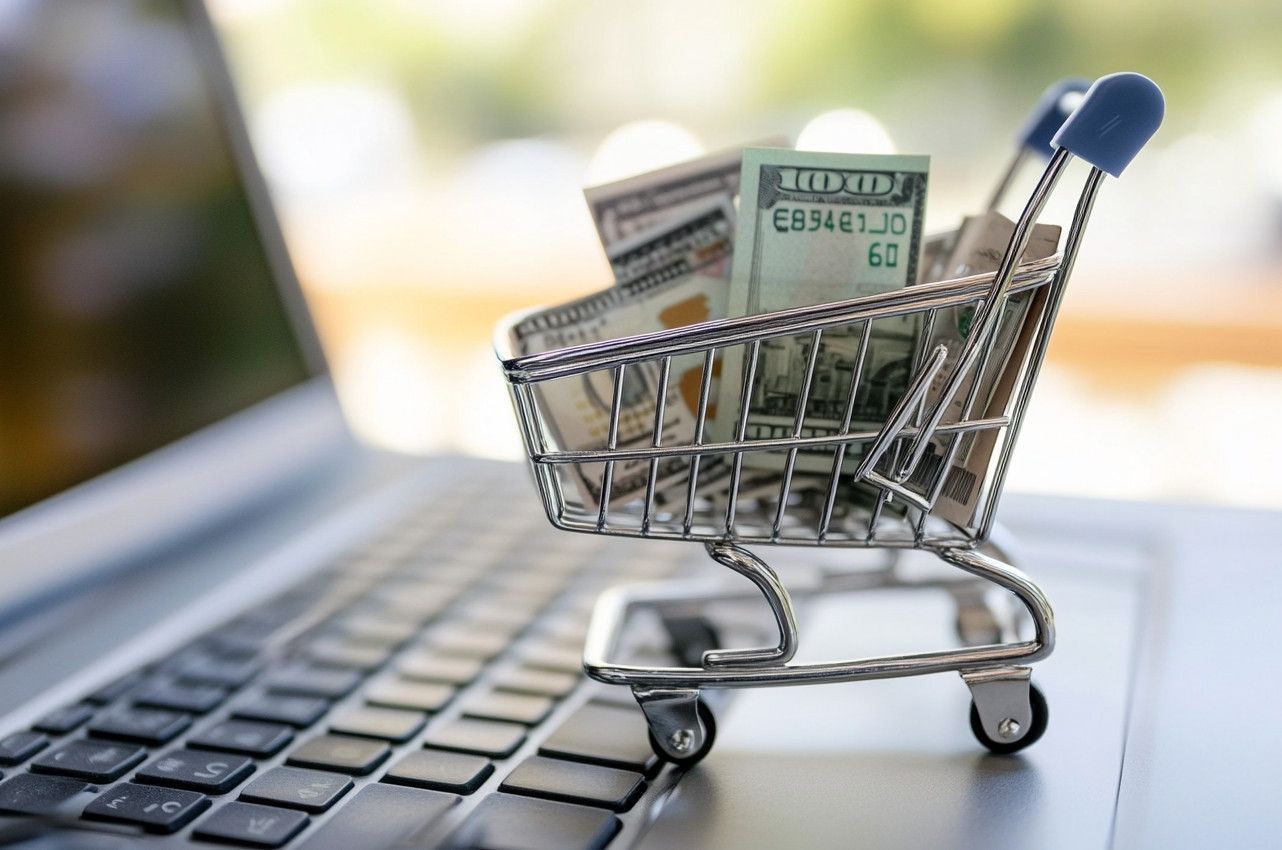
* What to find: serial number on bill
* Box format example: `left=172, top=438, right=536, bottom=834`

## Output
left=771, top=209, right=909, bottom=235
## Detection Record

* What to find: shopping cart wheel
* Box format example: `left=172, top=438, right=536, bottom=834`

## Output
left=969, top=683, right=1048, bottom=755
left=662, top=615, right=722, bottom=668
left=646, top=697, right=717, bottom=769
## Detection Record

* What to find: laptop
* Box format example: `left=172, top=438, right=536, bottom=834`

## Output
left=4, top=3, right=1279, bottom=850
left=0, top=2, right=713, bottom=847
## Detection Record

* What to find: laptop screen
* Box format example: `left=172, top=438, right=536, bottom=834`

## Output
left=0, top=1, right=313, bottom=520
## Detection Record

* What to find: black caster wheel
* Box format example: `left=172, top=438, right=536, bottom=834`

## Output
left=970, top=683, right=1048, bottom=755
left=648, top=698, right=717, bottom=768
left=663, top=615, right=721, bottom=668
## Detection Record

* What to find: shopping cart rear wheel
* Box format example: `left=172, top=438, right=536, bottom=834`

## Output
left=969, top=683, right=1048, bottom=754
left=648, top=697, right=717, bottom=768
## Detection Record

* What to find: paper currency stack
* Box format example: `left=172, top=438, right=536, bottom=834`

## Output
left=508, top=141, right=1062, bottom=528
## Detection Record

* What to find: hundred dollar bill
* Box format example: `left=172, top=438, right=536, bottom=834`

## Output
left=585, top=139, right=787, bottom=253
left=716, top=148, right=930, bottom=476
left=511, top=204, right=736, bottom=511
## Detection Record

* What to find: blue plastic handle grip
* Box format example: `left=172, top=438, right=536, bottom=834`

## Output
left=1018, top=77, right=1092, bottom=158
left=1051, top=72, right=1165, bottom=176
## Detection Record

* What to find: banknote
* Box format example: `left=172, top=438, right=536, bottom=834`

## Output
left=585, top=139, right=787, bottom=253
left=511, top=203, right=737, bottom=511
left=716, top=148, right=930, bottom=476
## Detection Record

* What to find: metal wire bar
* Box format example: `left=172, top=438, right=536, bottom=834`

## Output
left=641, top=356, right=672, bottom=534
left=772, top=329, right=824, bottom=539
left=725, top=340, right=761, bottom=534
left=682, top=348, right=717, bottom=535
left=595, top=363, right=626, bottom=531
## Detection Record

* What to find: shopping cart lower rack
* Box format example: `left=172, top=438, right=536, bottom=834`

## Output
left=495, top=73, right=1163, bottom=766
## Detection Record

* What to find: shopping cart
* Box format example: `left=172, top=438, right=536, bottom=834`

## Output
left=495, top=73, right=1163, bottom=765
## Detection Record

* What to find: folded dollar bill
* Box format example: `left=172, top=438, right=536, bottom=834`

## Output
left=715, top=148, right=931, bottom=479
left=584, top=139, right=787, bottom=256
left=511, top=201, right=736, bottom=511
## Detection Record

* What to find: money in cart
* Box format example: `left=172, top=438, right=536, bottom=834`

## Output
left=496, top=73, right=1164, bottom=766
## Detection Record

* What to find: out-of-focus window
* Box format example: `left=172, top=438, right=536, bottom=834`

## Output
left=209, top=0, right=1282, bottom=508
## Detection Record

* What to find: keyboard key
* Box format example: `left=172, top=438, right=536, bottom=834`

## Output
left=335, top=615, right=421, bottom=647
left=540, top=702, right=659, bottom=775
left=518, top=640, right=583, bottom=674
left=88, top=705, right=191, bottom=746
left=82, top=782, right=210, bottom=833
left=85, top=672, right=145, bottom=705
left=240, top=766, right=351, bottom=813
left=293, top=783, right=458, bottom=850
left=462, top=691, right=554, bottom=726
left=266, top=665, right=362, bottom=699
left=33, top=704, right=95, bottom=734
left=190, top=720, right=293, bottom=758
left=287, top=735, right=389, bottom=775
left=136, top=681, right=229, bottom=714
left=136, top=749, right=255, bottom=794
left=304, top=639, right=394, bottom=671
left=329, top=706, right=425, bottom=743
left=450, top=793, right=619, bottom=850
left=398, top=652, right=483, bottom=686
left=382, top=750, right=493, bottom=794
left=178, top=655, right=262, bottom=688
left=234, top=694, right=330, bottom=728
left=0, top=731, right=48, bottom=766
left=422, top=718, right=526, bottom=759
left=420, top=625, right=511, bottom=660
left=491, top=667, right=579, bottom=699
left=500, top=756, right=645, bottom=812
left=0, top=773, right=96, bottom=815
left=365, top=679, right=455, bottom=713
left=31, top=739, right=146, bottom=782
left=194, top=801, right=309, bottom=848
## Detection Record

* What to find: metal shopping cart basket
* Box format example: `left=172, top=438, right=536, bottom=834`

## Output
left=495, top=73, right=1164, bottom=766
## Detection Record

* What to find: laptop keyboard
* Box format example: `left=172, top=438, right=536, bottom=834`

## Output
left=0, top=473, right=696, bottom=848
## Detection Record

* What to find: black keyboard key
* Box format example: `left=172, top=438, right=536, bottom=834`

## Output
left=33, top=704, right=95, bottom=734
left=234, top=695, right=330, bottom=728
left=0, top=773, right=96, bottom=815
left=287, top=735, right=389, bottom=775
left=82, top=782, right=210, bottom=833
left=365, top=679, right=455, bottom=713
left=136, top=681, right=229, bottom=714
left=382, top=750, right=492, bottom=794
left=328, top=707, right=425, bottom=743
left=136, top=749, right=255, bottom=794
left=194, top=801, right=309, bottom=847
left=239, top=766, right=351, bottom=813
left=266, top=665, right=362, bottom=699
left=491, top=667, right=579, bottom=698
left=398, top=653, right=483, bottom=686
left=422, top=718, right=526, bottom=759
left=178, top=655, right=262, bottom=688
left=462, top=690, right=554, bottom=726
left=88, top=705, right=191, bottom=746
left=450, top=793, right=619, bottom=850
left=500, top=756, right=645, bottom=812
left=31, top=739, right=146, bottom=782
left=295, top=783, right=458, bottom=850
left=190, top=720, right=293, bottom=758
left=85, top=672, right=144, bottom=705
left=539, top=702, right=659, bottom=775
left=0, top=731, right=48, bottom=766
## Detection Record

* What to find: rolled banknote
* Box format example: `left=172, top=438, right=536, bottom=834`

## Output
left=584, top=139, right=787, bottom=255
left=716, top=148, right=930, bottom=477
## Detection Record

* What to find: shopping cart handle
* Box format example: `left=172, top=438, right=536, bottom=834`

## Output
left=1018, top=77, right=1091, bottom=158
left=1051, top=72, right=1164, bottom=176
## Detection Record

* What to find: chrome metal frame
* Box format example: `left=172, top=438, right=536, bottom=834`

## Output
left=496, top=144, right=1107, bottom=759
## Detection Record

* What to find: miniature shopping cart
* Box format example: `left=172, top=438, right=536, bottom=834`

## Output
left=496, top=73, right=1164, bottom=765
